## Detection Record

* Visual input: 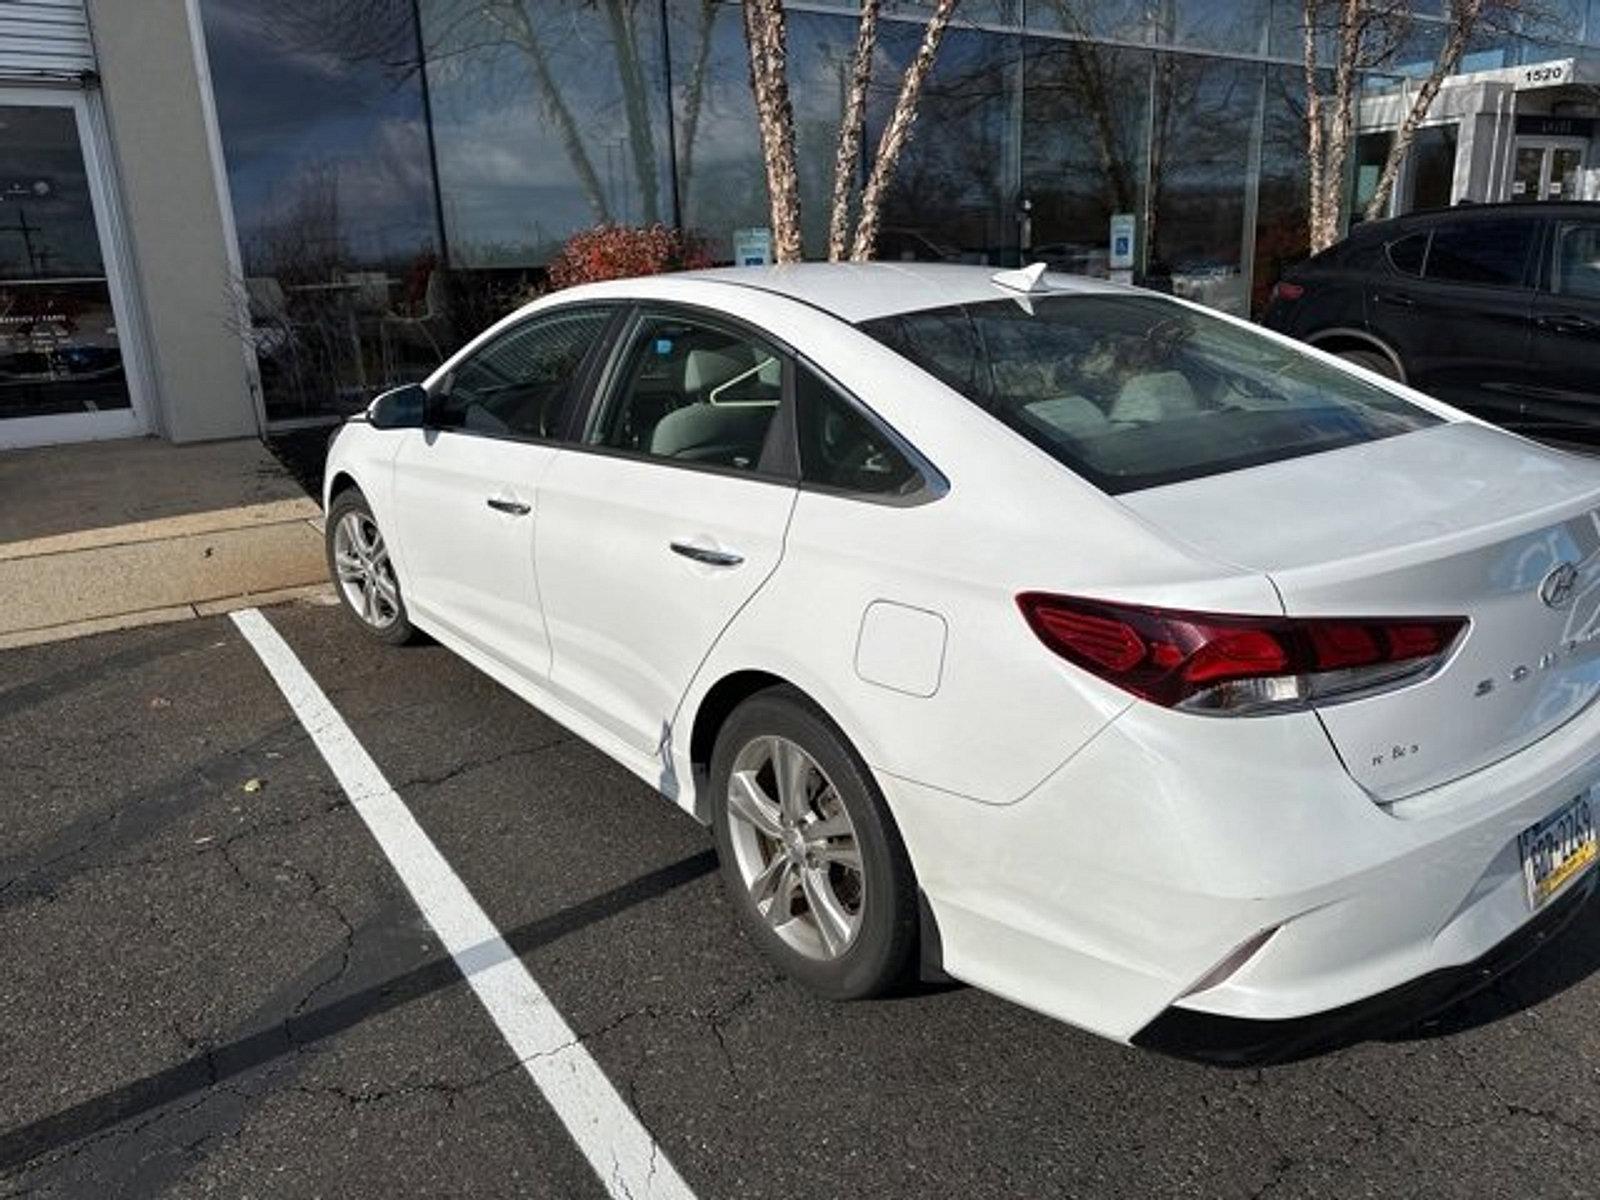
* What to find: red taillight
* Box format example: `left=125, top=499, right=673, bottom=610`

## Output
left=1271, top=280, right=1305, bottom=303
left=1017, top=593, right=1466, bottom=715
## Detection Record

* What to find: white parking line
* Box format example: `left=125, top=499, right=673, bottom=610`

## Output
left=230, top=608, right=695, bottom=1200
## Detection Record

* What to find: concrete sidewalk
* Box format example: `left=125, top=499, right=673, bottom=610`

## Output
left=0, top=437, right=331, bottom=648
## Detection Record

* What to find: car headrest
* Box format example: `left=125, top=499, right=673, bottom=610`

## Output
left=683, top=345, right=754, bottom=394
left=1109, top=371, right=1199, bottom=424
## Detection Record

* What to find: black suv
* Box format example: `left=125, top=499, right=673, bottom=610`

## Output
left=1262, top=201, right=1600, bottom=436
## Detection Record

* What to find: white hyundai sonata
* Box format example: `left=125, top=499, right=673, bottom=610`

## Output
left=323, top=262, right=1600, bottom=1062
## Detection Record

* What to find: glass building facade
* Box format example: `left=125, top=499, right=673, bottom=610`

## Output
left=197, top=0, right=1600, bottom=423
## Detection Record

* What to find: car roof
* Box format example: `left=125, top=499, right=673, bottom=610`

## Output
left=1355, top=199, right=1600, bottom=237
left=577, top=261, right=1125, bottom=324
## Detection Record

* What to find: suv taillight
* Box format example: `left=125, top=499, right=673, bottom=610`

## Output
left=1270, top=281, right=1305, bottom=303
left=1017, top=593, right=1466, bottom=716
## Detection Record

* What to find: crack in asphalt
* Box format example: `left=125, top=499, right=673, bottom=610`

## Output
left=0, top=850, right=718, bottom=1179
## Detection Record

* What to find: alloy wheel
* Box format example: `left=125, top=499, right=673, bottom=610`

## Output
left=725, top=735, right=865, bottom=960
left=332, top=510, right=401, bottom=630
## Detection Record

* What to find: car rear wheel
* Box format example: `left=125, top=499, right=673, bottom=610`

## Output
left=710, top=689, right=918, bottom=1000
left=1335, top=347, right=1401, bottom=381
left=325, top=489, right=416, bottom=645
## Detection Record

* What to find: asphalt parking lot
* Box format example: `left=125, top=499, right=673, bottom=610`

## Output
left=6, top=597, right=1600, bottom=1199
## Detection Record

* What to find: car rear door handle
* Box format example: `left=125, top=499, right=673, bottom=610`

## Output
left=1536, top=313, right=1597, bottom=335
left=486, top=497, right=531, bottom=516
left=670, top=540, right=744, bottom=567
left=1373, top=291, right=1416, bottom=308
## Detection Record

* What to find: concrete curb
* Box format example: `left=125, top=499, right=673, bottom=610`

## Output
left=0, top=583, right=336, bottom=650
left=0, top=500, right=332, bottom=647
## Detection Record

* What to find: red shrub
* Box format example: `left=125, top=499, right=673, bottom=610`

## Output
left=546, top=223, right=712, bottom=290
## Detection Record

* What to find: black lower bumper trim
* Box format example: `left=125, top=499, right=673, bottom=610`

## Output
left=1132, top=873, right=1597, bottom=1067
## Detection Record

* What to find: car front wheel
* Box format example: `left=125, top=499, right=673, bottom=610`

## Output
left=325, top=489, right=416, bottom=645
left=710, top=688, right=918, bottom=1000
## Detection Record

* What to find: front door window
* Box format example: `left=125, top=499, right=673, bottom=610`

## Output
left=0, top=102, right=131, bottom=425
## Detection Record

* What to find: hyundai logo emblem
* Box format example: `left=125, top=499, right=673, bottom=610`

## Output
left=1540, top=561, right=1581, bottom=609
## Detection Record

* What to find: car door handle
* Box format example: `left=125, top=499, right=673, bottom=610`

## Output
left=485, top=497, right=531, bottom=516
left=1373, top=291, right=1416, bottom=308
left=670, top=540, right=744, bottom=567
left=1537, top=313, right=1596, bottom=335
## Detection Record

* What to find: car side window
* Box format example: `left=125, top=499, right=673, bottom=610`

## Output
left=1423, top=218, right=1535, bottom=287
left=432, top=307, right=612, bottom=439
left=591, top=315, right=786, bottom=472
left=796, top=367, right=921, bottom=497
left=1386, top=232, right=1428, bottom=277
left=1551, top=221, right=1600, bottom=300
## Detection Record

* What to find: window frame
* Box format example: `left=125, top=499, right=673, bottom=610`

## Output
left=424, top=303, right=627, bottom=446
left=567, top=300, right=947, bottom=505
left=1384, top=231, right=1430, bottom=278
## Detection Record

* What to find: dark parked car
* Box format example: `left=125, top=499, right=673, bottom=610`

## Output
left=1262, top=201, right=1600, bottom=437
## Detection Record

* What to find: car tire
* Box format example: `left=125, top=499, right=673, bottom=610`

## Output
left=1335, top=347, right=1401, bottom=381
left=325, top=488, right=417, bottom=645
left=709, top=687, right=918, bottom=1000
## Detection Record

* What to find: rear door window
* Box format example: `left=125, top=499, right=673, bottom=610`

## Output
left=589, top=314, right=787, bottom=473
left=1423, top=218, right=1536, bottom=287
left=860, top=294, right=1439, bottom=494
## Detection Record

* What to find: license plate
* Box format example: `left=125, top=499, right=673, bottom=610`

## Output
left=1518, top=793, right=1598, bottom=911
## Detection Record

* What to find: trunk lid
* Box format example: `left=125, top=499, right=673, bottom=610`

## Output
left=1119, top=422, right=1600, bottom=801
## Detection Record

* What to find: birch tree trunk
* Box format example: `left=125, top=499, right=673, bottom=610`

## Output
left=1303, top=0, right=1328, bottom=252
left=742, top=0, right=804, bottom=262
left=1362, top=0, right=1485, bottom=220
left=849, top=0, right=958, bottom=262
left=827, top=0, right=880, bottom=262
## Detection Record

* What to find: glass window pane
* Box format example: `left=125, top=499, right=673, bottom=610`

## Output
left=1025, top=0, right=1147, bottom=42
left=1022, top=40, right=1150, bottom=280
left=796, top=368, right=919, bottom=495
left=434, top=307, right=611, bottom=438
left=595, top=316, right=784, bottom=470
left=669, top=3, right=850, bottom=261
left=1146, top=54, right=1260, bottom=316
left=0, top=105, right=129, bottom=419
left=421, top=0, right=673, bottom=268
left=199, top=0, right=441, bottom=422
left=1387, top=232, right=1430, bottom=276
left=860, top=295, right=1439, bottom=494
left=868, top=27, right=1019, bottom=265
left=1252, top=65, right=1316, bottom=316
left=1351, top=130, right=1395, bottom=223
left=1553, top=222, right=1600, bottom=298
left=1425, top=217, right=1536, bottom=286
left=1148, top=0, right=1270, bottom=54
left=1407, top=124, right=1457, bottom=211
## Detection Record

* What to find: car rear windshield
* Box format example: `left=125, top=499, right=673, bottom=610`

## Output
left=859, top=294, right=1440, bottom=494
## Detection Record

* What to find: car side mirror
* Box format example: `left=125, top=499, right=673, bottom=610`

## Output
left=367, top=383, right=427, bottom=430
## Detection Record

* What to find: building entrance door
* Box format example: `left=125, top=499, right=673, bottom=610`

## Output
left=1510, top=138, right=1588, bottom=202
left=0, top=88, right=146, bottom=449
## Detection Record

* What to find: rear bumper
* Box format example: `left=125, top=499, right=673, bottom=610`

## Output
left=880, top=690, right=1600, bottom=1049
left=1132, top=871, right=1597, bottom=1066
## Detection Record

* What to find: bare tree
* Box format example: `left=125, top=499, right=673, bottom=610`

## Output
left=1301, top=0, right=1538, bottom=251
left=744, top=0, right=959, bottom=263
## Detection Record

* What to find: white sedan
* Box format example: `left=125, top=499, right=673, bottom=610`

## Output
left=324, top=262, right=1600, bottom=1062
